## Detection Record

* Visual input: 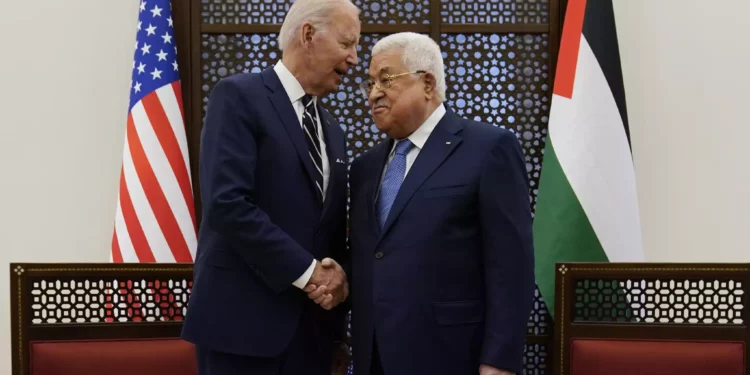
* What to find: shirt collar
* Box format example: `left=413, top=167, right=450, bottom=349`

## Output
left=273, top=60, right=314, bottom=105
left=392, top=103, right=446, bottom=153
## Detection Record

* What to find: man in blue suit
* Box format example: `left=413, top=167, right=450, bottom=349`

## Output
left=180, top=1, right=360, bottom=374
left=339, top=32, right=535, bottom=375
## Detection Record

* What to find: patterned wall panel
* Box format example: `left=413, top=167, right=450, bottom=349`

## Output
left=200, top=33, right=280, bottom=113
left=441, top=0, right=550, bottom=24
left=351, top=0, right=431, bottom=24
left=201, top=0, right=431, bottom=25
left=528, top=286, right=551, bottom=335
left=201, top=0, right=291, bottom=24
left=440, top=33, right=550, bottom=213
left=523, top=343, right=548, bottom=375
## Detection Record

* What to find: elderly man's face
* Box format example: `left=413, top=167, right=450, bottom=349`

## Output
left=305, top=7, right=360, bottom=95
left=367, top=49, right=428, bottom=139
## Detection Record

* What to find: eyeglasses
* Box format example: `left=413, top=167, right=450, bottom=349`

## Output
left=358, top=70, right=426, bottom=98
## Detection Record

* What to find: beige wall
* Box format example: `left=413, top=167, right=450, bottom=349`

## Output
left=0, top=0, right=749, bottom=373
left=0, top=0, right=140, bottom=371
left=614, top=0, right=750, bottom=262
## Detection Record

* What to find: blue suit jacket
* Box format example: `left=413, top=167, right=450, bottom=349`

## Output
left=348, top=108, right=535, bottom=375
left=181, top=68, right=349, bottom=358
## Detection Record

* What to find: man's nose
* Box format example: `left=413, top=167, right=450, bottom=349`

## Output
left=347, top=48, right=358, bottom=67
left=368, top=86, right=383, bottom=103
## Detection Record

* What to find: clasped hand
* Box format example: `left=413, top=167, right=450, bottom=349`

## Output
left=304, top=258, right=348, bottom=310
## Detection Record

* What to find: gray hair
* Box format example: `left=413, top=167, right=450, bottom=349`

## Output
left=371, top=32, right=446, bottom=102
left=278, top=0, right=360, bottom=51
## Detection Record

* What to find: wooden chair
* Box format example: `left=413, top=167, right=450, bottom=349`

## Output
left=553, top=262, right=749, bottom=375
left=10, top=263, right=196, bottom=375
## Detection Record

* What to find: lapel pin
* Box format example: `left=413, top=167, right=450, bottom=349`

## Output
left=446, top=141, right=451, bottom=145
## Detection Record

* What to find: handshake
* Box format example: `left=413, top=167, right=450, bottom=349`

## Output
left=303, top=258, right=349, bottom=310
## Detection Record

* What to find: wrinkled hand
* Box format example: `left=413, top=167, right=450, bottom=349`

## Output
left=479, top=364, right=514, bottom=375
left=304, top=258, right=348, bottom=310
left=330, top=342, right=351, bottom=375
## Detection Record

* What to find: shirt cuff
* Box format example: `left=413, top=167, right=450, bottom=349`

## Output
left=292, top=259, right=316, bottom=289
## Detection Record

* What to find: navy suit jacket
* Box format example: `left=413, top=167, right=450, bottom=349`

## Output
left=348, top=108, right=535, bottom=375
left=180, top=68, right=349, bottom=358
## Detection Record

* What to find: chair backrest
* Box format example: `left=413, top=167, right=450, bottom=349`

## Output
left=9, top=263, right=196, bottom=375
left=553, top=262, right=749, bottom=375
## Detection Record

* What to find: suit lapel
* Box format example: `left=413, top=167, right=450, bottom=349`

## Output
left=264, top=70, right=319, bottom=199
left=369, top=140, right=393, bottom=236
left=319, top=107, right=342, bottom=220
left=380, top=111, right=464, bottom=237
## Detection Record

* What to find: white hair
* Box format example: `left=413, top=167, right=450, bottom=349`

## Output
left=278, top=0, right=359, bottom=51
left=371, top=32, right=446, bottom=102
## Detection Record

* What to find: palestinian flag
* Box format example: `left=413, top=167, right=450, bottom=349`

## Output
left=533, top=0, right=644, bottom=315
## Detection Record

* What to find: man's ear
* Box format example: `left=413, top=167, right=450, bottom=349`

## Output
left=423, top=72, right=437, bottom=99
left=300, top=22, right=315, bottom=48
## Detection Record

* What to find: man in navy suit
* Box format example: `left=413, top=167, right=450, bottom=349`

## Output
left=329, top=32, right=535, bottom=375
left=180, top=0, right=360, bottom=374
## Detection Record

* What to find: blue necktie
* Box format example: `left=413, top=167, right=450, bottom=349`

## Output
left=377, top=139, right=414, bottom=228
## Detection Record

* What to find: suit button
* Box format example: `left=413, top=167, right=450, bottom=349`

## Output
left=375, top=252, right=384, bottom=259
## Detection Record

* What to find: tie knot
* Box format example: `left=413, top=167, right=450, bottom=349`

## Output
left=394, top=139, right=414, bottom=156
left=301, top=94, right=314, bottom=108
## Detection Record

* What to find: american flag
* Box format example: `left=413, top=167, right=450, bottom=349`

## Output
left=111, top=0, right=196, bottom=263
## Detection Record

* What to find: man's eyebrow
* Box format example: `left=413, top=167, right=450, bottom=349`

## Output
left=368, top=67, right=391, bottom=79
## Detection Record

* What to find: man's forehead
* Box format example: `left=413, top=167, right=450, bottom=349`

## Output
left=343, top=31, right=360, bottom=41
left=369, top=54, right=402, bottom=74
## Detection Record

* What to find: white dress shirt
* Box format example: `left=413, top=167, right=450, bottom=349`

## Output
left=383, top=103, right=446, bottom=182
left=273, top=61, right=328, bottom=289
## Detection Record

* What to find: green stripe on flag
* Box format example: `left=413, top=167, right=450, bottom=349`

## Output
left=533, top=137, right=608, bottom=316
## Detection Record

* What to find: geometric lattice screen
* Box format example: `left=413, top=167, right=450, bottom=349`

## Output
left=197, top=1, right=560, bottom=374
left=572, top=278, right=745, bottom=324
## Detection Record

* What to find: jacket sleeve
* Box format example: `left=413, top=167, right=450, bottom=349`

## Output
left=200, top=77, right=314, bottom=294
left=478, top=131, right=536, bottom=374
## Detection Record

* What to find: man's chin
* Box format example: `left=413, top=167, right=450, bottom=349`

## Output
left=374, top=122, right=392, bottom=136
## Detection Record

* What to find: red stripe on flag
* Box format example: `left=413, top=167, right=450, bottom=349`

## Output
left=118, top=162, right=156, bottom=262
left=141, top=91, right=196, bottom=230
left=172, top=81, right=184, bottom=121
left=169, top=82, right=193, bottom=228
left=111, top=230, right=123, bottom=263
left=553, top=0, right=587, bottom=99
left=127, top=113, right=194, bottom=262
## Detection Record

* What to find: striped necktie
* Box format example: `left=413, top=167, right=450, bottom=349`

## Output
left=301, top=94, right=324, bottom=200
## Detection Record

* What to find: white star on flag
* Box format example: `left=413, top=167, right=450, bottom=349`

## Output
left=150, top=67, right=162, bottom=80
left=156, top=50, right=168, bottom=61
left=151, top=5, right=162, bottom=17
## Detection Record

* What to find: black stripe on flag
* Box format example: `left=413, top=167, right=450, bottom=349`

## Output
left=581, top=0, right=631, bottom=146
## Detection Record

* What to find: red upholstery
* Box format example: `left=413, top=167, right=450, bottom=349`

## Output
left=571, top=339, right=745, bottom=375
left=30, top=338, right=197, bottom=375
